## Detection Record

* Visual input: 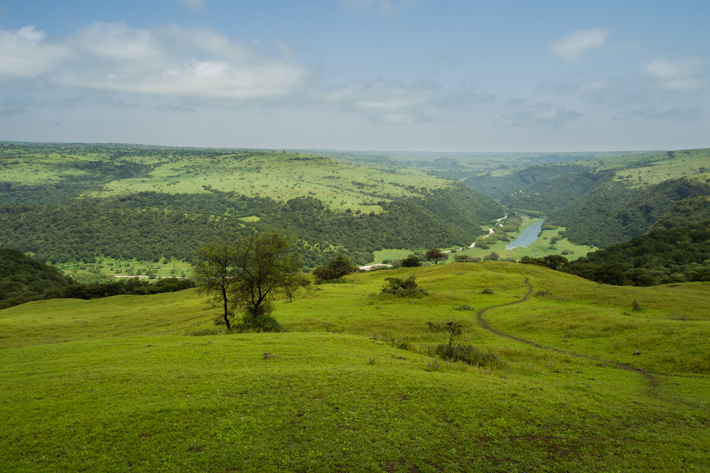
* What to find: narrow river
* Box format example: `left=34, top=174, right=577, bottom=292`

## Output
left=505, top=219, right=545, bottom=249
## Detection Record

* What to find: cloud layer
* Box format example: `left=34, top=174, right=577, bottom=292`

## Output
left=0, top=23, right=308, bottom=100
left=550, top=28, right=609, bottom=61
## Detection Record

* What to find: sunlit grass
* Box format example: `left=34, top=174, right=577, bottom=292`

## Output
left=1, top=262, right=709, bottom=471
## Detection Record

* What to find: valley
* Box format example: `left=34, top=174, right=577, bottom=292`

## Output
left=1, top=142, right=709, bottom=472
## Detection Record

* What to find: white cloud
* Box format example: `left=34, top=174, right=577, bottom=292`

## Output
left=329, top=80, right=434, bottom=112
left=341, top=0, right=415, bottom=16
left=177, top=0, right=205, bottom=11
left=645, top=58, right=705, bottom=90
left=550, top=28, right=609, bottom=61
left=0, top=26, right=72, bottom=78
left=503, top=102, right=584, bottom=127
left=0, top=23, right=309, bottom=101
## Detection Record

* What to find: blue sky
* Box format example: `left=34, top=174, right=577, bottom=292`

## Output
left=0, top=0, right=708, bottom=151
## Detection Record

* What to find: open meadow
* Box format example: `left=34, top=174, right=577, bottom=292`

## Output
left=1, top=262, right=708, bottom=472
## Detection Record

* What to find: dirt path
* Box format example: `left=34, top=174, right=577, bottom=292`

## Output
left=477, top=268, right=658, bottom=390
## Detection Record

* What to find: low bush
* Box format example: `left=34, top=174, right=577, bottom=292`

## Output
left=234, top=314, right=285, bottom=333
left=453, top=304, right=475, bottom=311
left=381, top=276, right=428, bottom=297
left=434, top=344, right=500, bottom=367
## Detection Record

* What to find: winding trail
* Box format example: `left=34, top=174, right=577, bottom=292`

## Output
left=477, top=269, right=658, bottom=390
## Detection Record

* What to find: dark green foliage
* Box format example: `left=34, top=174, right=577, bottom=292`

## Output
left=481, top=288, right=494, bottom=294
left=555, top=177, right=710, bottom=248
left=652, top=196, right=710, bottom=230
left=500, top=171, right=608, bottom=215
left=562, top=221, right=710, bottom=286
left=0, top=248, right=77, bottom=309
left=382, top=276, right=427, bottom=297
left=519, top=255, right=569, bottom=270
left=0, top=184, right=500, bottom=268
left=465, top=164, right=589, bottom=200
left=427, top=321, right=463, bottom=346
left=483, top=251, right=499, bottom=261
left=63, top=278, right=196, bottom=300
left=434, top=344, right=500, bottom=367
left=233, top=306, right=285, bottom=333
left=454, top=254, right=479, bottom=263
left=312, top=254, right=358, bottom=282
left=424, top=248, right=446, bottom=265
left=194, top=231, right=307, bottom=332
left=453, top=305, right=475, bottom=311
left=400, top=255, right=422, bottom=267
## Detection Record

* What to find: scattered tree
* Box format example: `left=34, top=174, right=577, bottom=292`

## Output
left=194, top=231, right=309, bottom=332
left=425, top=248, right=446, bottom=265
left=483, top=251, right=499, bottom=261
left=193, top=235, right=237, bottom=330
left=454, top=254, right=480, bottom=263
left=312, top=254, right=358, bottom=282
left=427, top=321, right=463, bottom=347
left=381, top=276, right=427, bottom=297
left=401, top=255, right=422, bottom=267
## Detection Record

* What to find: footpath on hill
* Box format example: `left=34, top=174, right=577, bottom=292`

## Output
left=477, top=265, right=659, bottom=391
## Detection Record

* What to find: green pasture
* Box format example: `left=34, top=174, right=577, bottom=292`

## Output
left=52, top=257, right=194, bottom=283
left=0, top=145, right=451, bottom=213
left=1, top=263, right=708, bottom=471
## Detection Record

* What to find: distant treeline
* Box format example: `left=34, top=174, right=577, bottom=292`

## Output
left=0, top=183, right=503, bottom=267
left=63, top=277, right=196, bottom=300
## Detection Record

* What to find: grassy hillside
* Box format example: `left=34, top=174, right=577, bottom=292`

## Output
left=1, top=263, right=708, bottom=471
left=0, top=143, right=504, bottom=267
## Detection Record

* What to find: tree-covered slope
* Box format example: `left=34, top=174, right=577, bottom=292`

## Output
left=500, top=171, right=610, bottom=214
left=555, top=177, right=710, bottom=248
left=0, top=248, right=76, bottom=309
left=0, top=187, right=503, bottom=267
left=652, top=196, right=710, bottom=230
left=463, top=163, right=589, bottom=200
left=0, top=143, right=504, bottom=266
left=562, top=220, right=710, bottom=286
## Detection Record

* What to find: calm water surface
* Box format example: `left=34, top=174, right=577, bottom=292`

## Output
left=505, top=219, right=545, bottom=249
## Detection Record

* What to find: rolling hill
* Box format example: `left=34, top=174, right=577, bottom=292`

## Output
left=0, top=143, right=504, bottom=267
left=1, top=262, right=708, bottom=471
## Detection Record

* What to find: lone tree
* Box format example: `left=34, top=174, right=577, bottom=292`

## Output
left=193, top=235, right=237, bottom=330
left=425, top=248, right=446, bottom=265
left=312, top=254, right=359, bottom=282
left=194, top=231, right=309, bottom=332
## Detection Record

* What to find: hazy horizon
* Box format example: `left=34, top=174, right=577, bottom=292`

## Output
left=1, top=1, right=708, bottom=151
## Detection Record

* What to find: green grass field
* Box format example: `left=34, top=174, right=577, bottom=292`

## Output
left=0, top=146, right=451, bottom=214
left=1, top=263, right=708, bottom=471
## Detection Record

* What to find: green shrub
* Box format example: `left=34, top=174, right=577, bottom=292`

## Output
left=453, top=304, right=475, bottom=311
left=434, top=344, right=500, bottom=367
left=381, top=276, right=428, bottom=297
left=234, top=314, right=285, bottom=333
